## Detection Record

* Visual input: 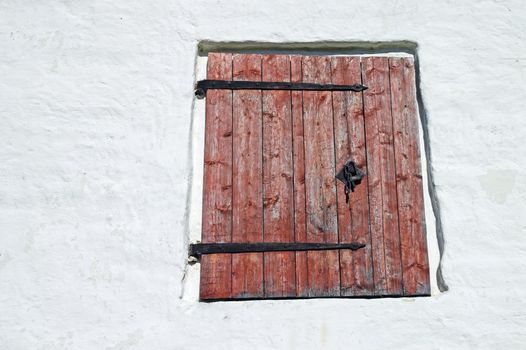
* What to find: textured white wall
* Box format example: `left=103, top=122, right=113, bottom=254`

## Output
left=1, top=1, right=525, bottom=349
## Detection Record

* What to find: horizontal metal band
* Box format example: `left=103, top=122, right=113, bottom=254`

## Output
left=194, top=79, right=368, bottom=99
left=189, top=242, right=366, bottom=259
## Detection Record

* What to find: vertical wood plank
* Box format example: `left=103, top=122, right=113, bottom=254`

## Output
left=290, top=56, right=309, bottom=297
left=331, top=56, right=375, bottom=296
left=262, top=55, right=296, bottom=297
left=389, top=57, right=430, bottom=296
left=200, top=53, right=233, bottom=300
left=231, top=54, right=264, bottom=298
left=362, top=56, right=403, bottom=295
left=302, top=55, right=340, bottom=297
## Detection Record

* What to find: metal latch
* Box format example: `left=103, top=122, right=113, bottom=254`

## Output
left=188, top=242, right=366, bottom=261
left=194, top=79, right=368, bottom=99
left=335, top=160, right=364, bottom=203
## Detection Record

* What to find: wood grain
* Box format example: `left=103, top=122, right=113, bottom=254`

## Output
left=290, top=55, right=309, bottom=297
left=331, top=56, right=375, bottom=296
left=389, top=57, right=430, bottom=296
left=200, top=53, right=233, bottom=300
left=231, top=54, right=264, bottom=298
left=261, top=54, right=296, bottom=297
left=362, top=56, right=403, bottom=296
left=200, top=53, right=429, bottom=300
left=302, top=55, right=340, bottom=297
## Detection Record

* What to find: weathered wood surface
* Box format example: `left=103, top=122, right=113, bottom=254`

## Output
left=200, top=53, right=429, bottom=300
left=262, top=54, right=296, bottom=297
left=389, top=57, right=430, bottom=296
left=231, top=54, right=264, bottom=298
left=362, top=56, right=403, bottom=296
left=331, top=56, right=374, bottom=296
left=290, top=55, right=309, bottom=297
left=200, top=53, right=233, bottom=300
left=302, top=55, right=340, bottom=297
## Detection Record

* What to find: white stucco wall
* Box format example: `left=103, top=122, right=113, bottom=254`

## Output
left=1, top=1, right=525, bottom=349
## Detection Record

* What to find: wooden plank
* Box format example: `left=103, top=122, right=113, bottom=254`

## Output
left=200, top=52, right=233, bottom=300
left=389, top=57, right=430, bottom=296
left=231, top=54, right=264, bottom=298
left=362, top=56, right=403, bottom=295
left=290, top=55, right=309, bottom=297
left=302, top=55, right=340, bottom=297
left=331, top=56, right=375, bottom=296
left=261, top=54, right=296, bottom=297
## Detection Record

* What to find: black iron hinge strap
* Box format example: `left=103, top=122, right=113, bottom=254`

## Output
left=189, top=242, right=366, bottom=260
left=195, top=79, right=368, bottom=99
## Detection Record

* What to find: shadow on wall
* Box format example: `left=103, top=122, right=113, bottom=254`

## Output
left=189, top=40, right=448, bottom=292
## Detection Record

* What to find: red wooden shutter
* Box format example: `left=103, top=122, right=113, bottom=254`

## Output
left=199, top=53, right=430, bottom=300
